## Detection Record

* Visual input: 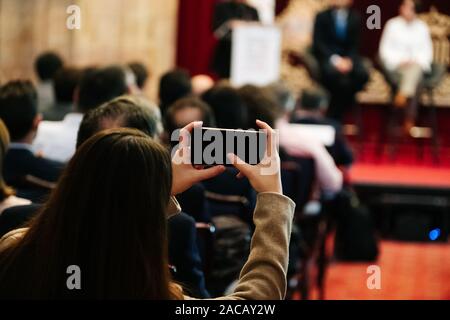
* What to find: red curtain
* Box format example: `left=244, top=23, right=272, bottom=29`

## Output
left=176, top=0, right=218, bottom=76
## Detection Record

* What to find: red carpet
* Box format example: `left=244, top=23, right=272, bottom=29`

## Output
left=350, top=164, right=450, bottom=188
left=323, top=241, right=450, bottom=300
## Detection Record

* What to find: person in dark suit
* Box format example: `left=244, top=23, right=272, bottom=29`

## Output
left=0, top=80, right=64, bottom=203
left=312, top=0, right=369, bottom=122
left=76, top=95, right=210, bottom=298
left=211, top=0, right=260, bottom=79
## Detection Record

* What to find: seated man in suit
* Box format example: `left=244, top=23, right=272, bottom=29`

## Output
left=0, top=80, right=64, bottom=203
left=312, top=0, right=369, bottom=122
left=379, top=0, right=433, bottom=133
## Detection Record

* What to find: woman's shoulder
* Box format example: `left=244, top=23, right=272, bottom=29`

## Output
left=0, top=228, right=29, bottom=252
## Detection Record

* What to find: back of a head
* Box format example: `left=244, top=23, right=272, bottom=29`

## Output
left=164, top=97, right=215, bottom=135
left=128, top=62, right=149, bottom=89
left=76, top=95, right=162, bottom=148
left=238, top=85, right=279, bottom=129
left=158, top=69, right=192, bottom=114
left=34, top=52, right=64, bottom=81
left=298, top=89, right=329, bottom=112
left=0, top=80, right=38, bottom=142
left=0, top=128, right=180, bottom=299
left=265, top=82, right=296, bottom=115
left=53, top=67, right=82, bottom=104
left=77, top=66, right=128, bottom=113
left=202, top=84, right=247, bottom=129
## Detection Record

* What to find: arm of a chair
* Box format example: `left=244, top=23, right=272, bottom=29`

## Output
left=424, top=63, right=446, bottom=89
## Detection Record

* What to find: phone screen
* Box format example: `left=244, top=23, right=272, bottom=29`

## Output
left=190, top=127, right=266, bottom=166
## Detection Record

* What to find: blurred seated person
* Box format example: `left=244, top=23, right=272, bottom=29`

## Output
left=312, top=0, right=369, bottom=122
left=212, top=0, right=260, bottom=79
left=158, top=69, right=192, bottom=116
left=192, top=75, right=215, bottom=97
left=43, top=67, right=82, bottom=121
left=379, top=0, right=433, bottom=133
left=292, top=90, right=354, bottom=169
left=238, top=84, right=278, bottom=129
left=267, top=84, right=343, bottom=196
left=33, top=65, right=130, bottom=163
left=128, top=61, right=150, bottom=91
left=0, top=81, right=64, bottom=203
left=34, top=52, right=64, bottom=112
left=0, top=120, right=31, bottom=215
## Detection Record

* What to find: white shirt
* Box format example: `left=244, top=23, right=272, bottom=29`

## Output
left=379, top=16, right=433, bottom=71
left=276, top=119, right=343, bottom=194
left=33, top=113, right=84, bottom=163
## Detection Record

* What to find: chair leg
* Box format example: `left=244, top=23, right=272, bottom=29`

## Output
left=428, top=90, right=440, bottom=164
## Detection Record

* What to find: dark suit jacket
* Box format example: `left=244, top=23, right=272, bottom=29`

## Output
left=4, top=148, right=64, bottom=203
left=0, top=204, right=210, bottom=298
left=313, top=8, right=362, bottom=62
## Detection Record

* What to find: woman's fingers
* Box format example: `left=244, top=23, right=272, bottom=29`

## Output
left=227, top=153, right=252, bottom=178
left=195, top=165, right=225, bottom=181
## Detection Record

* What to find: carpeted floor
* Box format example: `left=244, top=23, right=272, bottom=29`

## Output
left=323, top=240, right=450, bottom=300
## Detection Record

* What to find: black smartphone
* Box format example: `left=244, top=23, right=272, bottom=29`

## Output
left=190, top=127, right=266, bottom=166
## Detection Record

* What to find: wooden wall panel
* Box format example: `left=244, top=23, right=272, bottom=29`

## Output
left=0, top=0, right=179, bottom=99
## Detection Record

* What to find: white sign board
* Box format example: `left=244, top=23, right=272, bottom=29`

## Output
left=288, top=124, right=336, bottom=146
left=231, top=25, right=281, bottom=87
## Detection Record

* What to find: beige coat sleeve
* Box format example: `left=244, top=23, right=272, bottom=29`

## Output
left=186, top=192, right=295, bottom=300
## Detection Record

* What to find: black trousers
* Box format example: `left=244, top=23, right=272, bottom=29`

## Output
left=320, top=57, right=369, bottom=122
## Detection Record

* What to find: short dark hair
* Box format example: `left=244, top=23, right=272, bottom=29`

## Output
left=158, top=69, right=192, bottom=115
left=164, top=97, right=215, bottom=135
left=76, top=95, right=161, bottom=148
left=0, top=80, right=38, bottom=141
left=53, top=67, right=82, bottom=104
left=78, top=66, right=128, bottom=113
left=128, top=62, right=149, bottom=89
left=202, top=84, right=247, bottom=129
left=298, top=89, right=329, bottom=111
left=34, top=52, right=64, bottom=81
left=238, top=85, right=279, bottom=129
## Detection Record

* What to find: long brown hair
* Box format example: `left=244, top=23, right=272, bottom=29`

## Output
left=0, top=128, right=183, bottom=299
left=0, top=119, right=14, bottom=201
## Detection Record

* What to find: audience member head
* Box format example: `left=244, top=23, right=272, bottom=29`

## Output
left=400, top=0, right=422, bottom=21
left=265, top=82, right=296, bottom=116
left=191, top=75, right=214, bottom=96
left=0, top=80, right=40, bottom=143
left=77, top=66, right=129, bottom=114
left=0, top=119, right=14, bottom=202
left=238, top=85, right=279, bottom=128
left=332, top=0, right=353, bottom=9
left=76, top=95, right=162, bottom=148
left=0, top=128, right=183, bottom=299
left=202, top=84, right=247, bottom=129
left=128, top=62, right=150, bottom=90
left=297, top=89, right=329, bottom=116
left=158, top=69, right=192, bottom=114
left=53, top=67, right=82, bottom=104
left=34, top=52, right=64, bottom=82
left=164, top=97, right=215, bottom=135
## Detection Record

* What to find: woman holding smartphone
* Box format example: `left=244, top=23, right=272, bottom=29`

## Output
left=0, top=120, right=295, bottom=299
